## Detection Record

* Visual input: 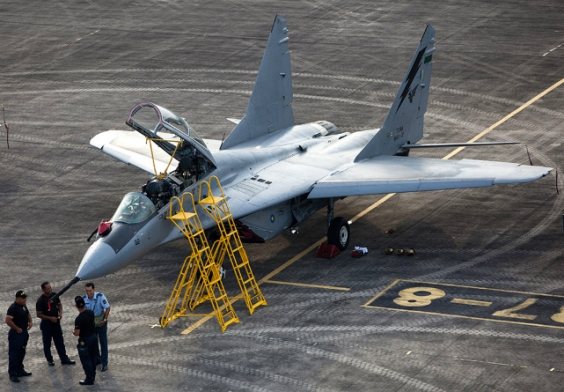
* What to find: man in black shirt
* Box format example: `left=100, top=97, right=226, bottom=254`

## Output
left=5, top=290, right=33, bottom=383
left=36, top=282, right=76, bottom=366
left=73, top=296, right=99, bottom=386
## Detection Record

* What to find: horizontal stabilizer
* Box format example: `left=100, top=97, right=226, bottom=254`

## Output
left=309, top=155, right=552, bottom=199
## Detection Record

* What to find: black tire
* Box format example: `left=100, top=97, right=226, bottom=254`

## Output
left=327, top=217, right=350, bottom=251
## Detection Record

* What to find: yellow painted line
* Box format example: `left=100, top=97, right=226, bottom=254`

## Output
left=451, top=298, right=492, bottom=307
left=350, top=193, right=396, bottom=223
left=442, top=77, right=564, bottom=160
left=362, top=279, right=401, bottom=306
left=265, top=279, right=350, bottom=291
left=258, top=237, right=327, bottom=284
left=363, top=306, right=564, bottom=331
left=181, top=315, right=215, bottom=334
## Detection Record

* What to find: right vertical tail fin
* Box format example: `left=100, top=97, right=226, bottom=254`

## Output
left=355, top=25, right=435, bottom=161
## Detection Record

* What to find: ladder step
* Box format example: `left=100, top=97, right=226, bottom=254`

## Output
left=242, top=278, right=256, bottom=286
left=199, top=195, right=225, bottom=205
left=168, top=211, right=197, bottom=221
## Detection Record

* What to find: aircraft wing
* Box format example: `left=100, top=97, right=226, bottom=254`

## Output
left=308, top=155, right=552, bottom=199
left=90, top=130, right=222, bottom=175
left=91, top=130, right=171, bottom=175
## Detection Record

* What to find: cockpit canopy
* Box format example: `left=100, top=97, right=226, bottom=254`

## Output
left=126, top=102, right=216, bottom=166
left=111, top=192, right=156, bottom=224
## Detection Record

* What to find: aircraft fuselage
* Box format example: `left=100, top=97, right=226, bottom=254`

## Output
left=76, top=122, right=377, bottom=280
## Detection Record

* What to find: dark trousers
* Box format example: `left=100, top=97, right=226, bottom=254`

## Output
left=94, top=322, right=108, bottom=366
left=8, top=329, right=29, bottom=377
left=77, top=334, right=99, bottom=383
left=40, top=320, right=68, bottom=362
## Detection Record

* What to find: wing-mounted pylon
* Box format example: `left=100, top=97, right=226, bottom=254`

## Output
left=220, top=15, right=294, bottom=150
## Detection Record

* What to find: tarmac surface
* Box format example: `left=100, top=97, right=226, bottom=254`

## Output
left=1, top=1, right=563, bottom=391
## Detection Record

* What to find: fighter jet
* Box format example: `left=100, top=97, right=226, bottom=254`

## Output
left=74, top=15, right=552, bottom=283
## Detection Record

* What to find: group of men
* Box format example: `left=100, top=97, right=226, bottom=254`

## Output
left=5, top=282, right=111, bottom=386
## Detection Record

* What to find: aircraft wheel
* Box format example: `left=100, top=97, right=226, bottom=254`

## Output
left=327, top=217, right=350, bottom=251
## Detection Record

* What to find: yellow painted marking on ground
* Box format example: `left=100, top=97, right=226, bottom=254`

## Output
left=443, top=77, right=564, bottom=160
left=362, top=279, right=401, bottom=306
left=451, top=298, right=492, bottom=307
left=401, top=279, right=564, bottom=299
left=350, top=193, right=396, bottom=223
left=181, top=315, right=215, bottom=335
left=492, top=297, right=538, bottom=320
left=180, top=80, right=564, bottom=336
left=365, top=306, right=564, bottom=331
left=258, top=237, right=327, bottom=284
left=265, top=279, right=350, bottom=291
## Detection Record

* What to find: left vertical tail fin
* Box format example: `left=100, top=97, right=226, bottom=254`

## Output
left=220, top=15, right=294, bottom=150
left=355, top=25, right=435, bottom=161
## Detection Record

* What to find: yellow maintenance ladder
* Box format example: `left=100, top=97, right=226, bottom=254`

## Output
left=198, top=176, right=267, bottom=315
left=160, top=191, right=240, bottom=332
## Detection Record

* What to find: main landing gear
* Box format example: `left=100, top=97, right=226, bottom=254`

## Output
left=327, top=217, right=350, bottom=250
left=325, top=198, right=350, bottom=251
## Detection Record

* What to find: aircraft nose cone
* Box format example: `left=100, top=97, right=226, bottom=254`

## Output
left=76, top=240, right=121, bottom=280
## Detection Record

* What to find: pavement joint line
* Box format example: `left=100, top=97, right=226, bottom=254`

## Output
left=179, top=77, right=564, bottom=336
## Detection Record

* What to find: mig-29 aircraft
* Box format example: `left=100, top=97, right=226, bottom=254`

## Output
left=72, top=15, right=552, bottom=284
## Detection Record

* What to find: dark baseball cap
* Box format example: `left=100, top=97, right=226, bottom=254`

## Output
left=15, top=290, right=27, bottom=298
left=74, top=296, right=85, bottom=307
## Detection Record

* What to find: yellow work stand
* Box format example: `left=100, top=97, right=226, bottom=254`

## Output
left=160, top=176, right=267, bottom=332
left=160, top=191, right=239, bottom=333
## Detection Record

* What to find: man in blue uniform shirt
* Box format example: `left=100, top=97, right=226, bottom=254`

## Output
left=83, top=282, right=111, bottom=371
left=5, top=290, right=33, bottom=383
